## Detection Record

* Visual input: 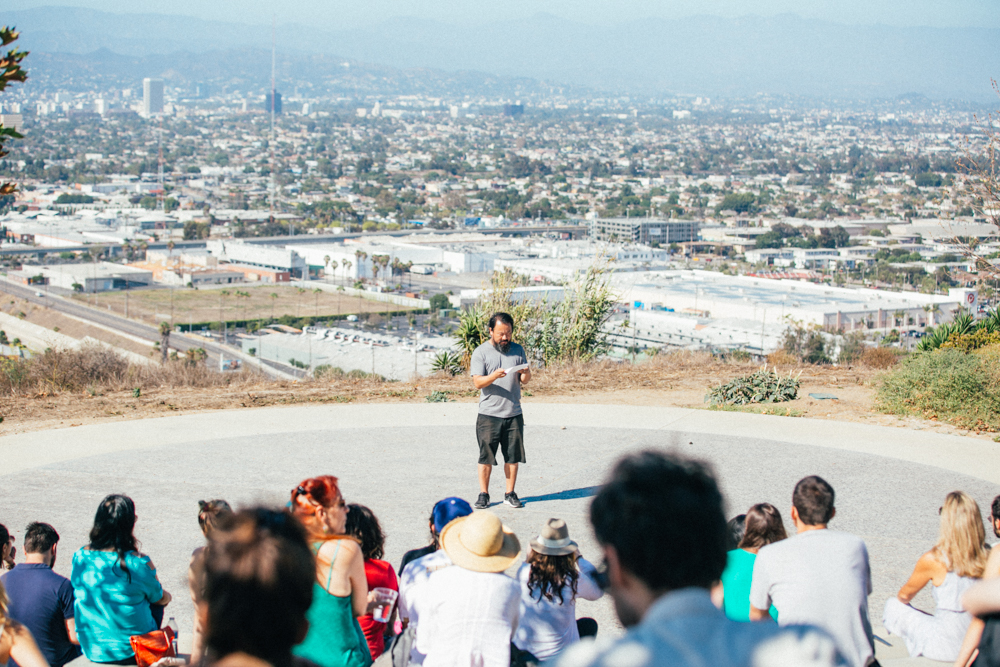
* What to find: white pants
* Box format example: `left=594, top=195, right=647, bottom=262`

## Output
left=882, top=597, right=971, bottom=662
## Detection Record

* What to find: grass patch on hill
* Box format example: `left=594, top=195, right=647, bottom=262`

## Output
left=876, top=345, right=1000, bottom=433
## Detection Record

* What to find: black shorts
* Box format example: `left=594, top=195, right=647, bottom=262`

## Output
left=476, top=413, right=525, bottom=466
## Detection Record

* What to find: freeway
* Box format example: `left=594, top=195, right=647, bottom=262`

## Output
left=0, top=279, right=300, bottom=379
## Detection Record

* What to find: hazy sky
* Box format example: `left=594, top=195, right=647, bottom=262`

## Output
left=7, top=0, right=1000, bottom=28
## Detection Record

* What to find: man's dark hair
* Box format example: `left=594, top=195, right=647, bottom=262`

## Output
left=24, top=522, right=59, bottom=554
left=991, top=495, right=1000, bottom=521
left=488, top=312, right=514, bottom=330
left=792, top=476, right=836, bottom=526
left=725, top=514, right=746, bottom=552
left=590, top=451, right=727, bottom=593
left=203, top=507, right=314, bottom=667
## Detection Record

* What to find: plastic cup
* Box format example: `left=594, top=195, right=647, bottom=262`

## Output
left=372, top=587, right=397, bottom=623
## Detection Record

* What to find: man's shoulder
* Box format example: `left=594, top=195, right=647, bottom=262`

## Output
left=471, top=342, right=494, bottom=357
left=557, top=621, right=844, bottom=667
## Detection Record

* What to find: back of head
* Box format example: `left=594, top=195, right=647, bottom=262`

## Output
left=992, top=495, right=1000, bottom=523
left=0, top=523, right=8, bottom=560
left=937, top=491, right=988, bottom=578
left=726, top=515, right=746, bottom=552
left=590, top=450, right=727, bottom=593
left=203, top=507, right=314, bottom=666
left=739, top=503, right=788, bottom=550
left=89, top=494, right=138, bottom=579
left=345, top=504, right=385, bottom=561
left=792, top=476, right=835, bottom=526
left=24, top=522, right=59, bottom=554
left=198, top=500, right=234, bottom=537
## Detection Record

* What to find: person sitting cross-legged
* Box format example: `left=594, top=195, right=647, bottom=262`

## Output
left=883, top=491, right=987, bottom=663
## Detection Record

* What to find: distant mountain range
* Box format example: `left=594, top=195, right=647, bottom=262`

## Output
left=7, top=6, right=999, bottom=100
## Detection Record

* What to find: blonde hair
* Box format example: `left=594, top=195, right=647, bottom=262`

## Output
left=935, top=491, right=988, bottom=578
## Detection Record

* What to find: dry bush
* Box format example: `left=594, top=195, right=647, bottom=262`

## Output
left=767, top=350, right=798, bottom=367
left=860, top=347, right=899, bottom=369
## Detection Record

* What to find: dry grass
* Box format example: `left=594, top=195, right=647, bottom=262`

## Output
left=0, top=348, right=886, bottom=435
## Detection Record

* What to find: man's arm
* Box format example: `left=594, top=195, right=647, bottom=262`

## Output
left=518, top=367, right=531, bottom=385
left=472, top=368, right=506, bottom=389
left=65, top=617, right=79, bottom=645
left=749, top=606, right=771, bottom=622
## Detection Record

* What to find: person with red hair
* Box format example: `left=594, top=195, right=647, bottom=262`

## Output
left=289, top=476, right=372, bottom=667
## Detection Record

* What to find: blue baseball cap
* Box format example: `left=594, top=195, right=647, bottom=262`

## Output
left=432, top=497, right=473, bottom=533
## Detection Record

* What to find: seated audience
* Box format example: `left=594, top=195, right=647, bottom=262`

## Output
left=883, top=491, right=987, bottom=663
left=189, top=500, right=233, bottom=664
left=71, top=494, right=172, bottom=665
left=417, top=511, right=521, bottom=667
left=288, top=476, right=372, bottom=667
left=199, top=506, right=316, bottom=667
left=749, top=475, right=875, bottom=667
left=720, top=503, right=786, bottom=622
left=1, top=522, right=81, bottom=667
left=513, top=518, right=603, bottom=661
left=954, top=494, right=1000, bottom=667
left=558, top=452, right=844, bottom=667
left=1, top=524, right=14, bottom=570
left=345, top=504, right=398, bottom=661
left=0, top=579, right=49, bottom=667
left=725, top=514, right=747, bottom=552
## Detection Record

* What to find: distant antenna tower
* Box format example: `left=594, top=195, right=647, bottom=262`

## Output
left=269, top=15, right=276, bottom=225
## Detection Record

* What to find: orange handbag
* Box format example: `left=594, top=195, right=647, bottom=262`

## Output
left=130, top=626, right=176, bottom=667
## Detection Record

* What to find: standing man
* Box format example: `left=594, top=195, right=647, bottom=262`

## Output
left=1, top=522, right=81, bottom=667
left=470, top=312, right=531, bottom=509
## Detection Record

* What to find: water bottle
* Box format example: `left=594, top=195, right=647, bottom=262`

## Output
left=166, top=617, right=179, bottom=655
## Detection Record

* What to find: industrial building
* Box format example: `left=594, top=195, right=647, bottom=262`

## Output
left=206, top=240, right=306, bottom=279
left=588, top=218, right=699, bottom=245
left=21, top=262, right=153, bottom=292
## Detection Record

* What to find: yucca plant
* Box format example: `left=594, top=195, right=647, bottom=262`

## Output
left=430, top=350, right=463, bottom=377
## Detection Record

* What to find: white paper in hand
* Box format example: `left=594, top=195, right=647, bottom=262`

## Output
left=504, top=363, right=529, bottom=374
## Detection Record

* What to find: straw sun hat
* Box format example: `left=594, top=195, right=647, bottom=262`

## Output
left=529, top=518, right=579, bottom=556
left=440, top=511, right=521, bottom=573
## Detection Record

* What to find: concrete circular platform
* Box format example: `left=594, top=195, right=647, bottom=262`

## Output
left=2, top=403, right=997, bottom=665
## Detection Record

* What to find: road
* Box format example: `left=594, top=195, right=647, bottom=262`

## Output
left=0, top=279, right=301, bottom=379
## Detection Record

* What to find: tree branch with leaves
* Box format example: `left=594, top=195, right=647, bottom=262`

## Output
left=0, top=27, right=29, bottom=197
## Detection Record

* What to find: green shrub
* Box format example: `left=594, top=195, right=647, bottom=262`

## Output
left=876, top=346, right=1000, bottom=431
left=430, top=350, right=463, bottom=376
left=706, top=368, right=800, bottom=405
left=426, top=390, right=454, bottom=403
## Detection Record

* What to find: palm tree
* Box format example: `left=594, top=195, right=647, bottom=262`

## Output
left=296, top=286, right=307, bottom=317
left=329, top=260, right=338, bottom=285
left=219, top=290, right=230, bottom=342
left=342, top=259, right=352, bottom=284
left=314, top=288, right=322, bottom=316
left=270, top=292, right=278, bottom=321
left=159, top=321, right=170, bottom=364
left=354, top=250, right=367, bottom=280
left=323, top=255, right=331, bottom=280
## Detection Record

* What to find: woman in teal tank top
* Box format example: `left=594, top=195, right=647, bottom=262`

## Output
left=288, top=476, right=372, bottom=667
left=720, top=503, right=786, bottom=622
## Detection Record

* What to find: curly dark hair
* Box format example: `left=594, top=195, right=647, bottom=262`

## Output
left=345, top=504, right=386, bottom=561
left=526, top=550, right=579, bottom=604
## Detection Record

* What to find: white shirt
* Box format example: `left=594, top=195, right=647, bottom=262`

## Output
left=513, top=558, right=604, bottom=660
left=417, top=566, right=521, bottom=667
left=749, top=529, right=874, bottom=667
left=399, top=549, right=454, bottom=627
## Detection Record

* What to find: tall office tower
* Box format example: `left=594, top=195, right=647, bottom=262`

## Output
left=264, top=91, right=282, bottom=114
left=142, top=78, right=164, bottom=117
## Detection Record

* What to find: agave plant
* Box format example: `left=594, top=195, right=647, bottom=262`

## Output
left=430, top=350, right=464, bottom=376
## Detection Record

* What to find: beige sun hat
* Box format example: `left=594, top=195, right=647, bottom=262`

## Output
left=440, top=511, right=520, bottom=573
left=529, top=518, right=579, bottom=557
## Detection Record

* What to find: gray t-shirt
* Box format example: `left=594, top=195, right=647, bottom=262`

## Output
left=470, top=341, right=527, bottom=418
left=749, top=529, right=874, bottom=667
